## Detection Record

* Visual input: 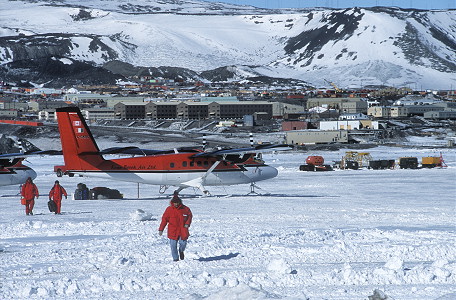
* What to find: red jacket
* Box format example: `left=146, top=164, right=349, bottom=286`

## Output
left=49, top=184, right=67, bottom=201
left=159, top=203, right=192, bottom=240
left=21, top=181, right=39, bottom=201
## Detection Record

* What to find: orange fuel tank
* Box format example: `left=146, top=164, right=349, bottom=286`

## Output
left=305, top=156, right=324, bottom=166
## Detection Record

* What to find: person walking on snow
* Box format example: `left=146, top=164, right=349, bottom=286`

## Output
left=158, top=193, right=192, bottom=261
left=49, top=180, right=67, bottom=214
left=21, top=177, right=39, bottom=215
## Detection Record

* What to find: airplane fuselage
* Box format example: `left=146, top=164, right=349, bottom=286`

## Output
left=0, top=165, right=37, bottom=187
left=55, top=107, right=284, bottom=194
left=63, top=153, right=278, bottom=187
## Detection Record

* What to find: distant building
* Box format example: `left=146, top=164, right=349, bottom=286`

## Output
left=404, top=104, right=448, bottom=117
left=424, top=110, right=456, bottom=120
left=0, top=100, right=28, bottom=111
left=368, top=106, right=408, bottom=118
left=243, top=115, right=254, bottom=126
left=320, top=120, right=380, bottom=130
left=340, top=100, right=369, bottom=114
left=177, top=102, right=209, bottom=119
left=272, top=102, right=305, bottom=118
left=146, top=102, right=179, bottom=119
left=200, top=96, right=238, bottom=102
left=307, top=97, right=367, bottom=113
left=38, top=109, right=56, bottom=121
left=28, top=100, right=70, bottom=112
left=338, top=113, right=369, bottom=120
left=0, top=109, right=18, bottom=118
left=286, top=130, right=348, bottom=145
left=64, top=93, right=112, bottom=105
left=282, top=121, right=308, bottom=131
left=145, top=101, right=273, bottom=120
left=217, top=101, right=272, bottom=120
left=82, top=108, right=115, bottom=121
left=107, top=96, right=146, bottom=108
left=28, top=88, right=62, bottom=95
left=114, top=102, right=147, bottom=119
left=368, top=106, right=391, bottom=118
left=390, top=106, right=408, bottom=118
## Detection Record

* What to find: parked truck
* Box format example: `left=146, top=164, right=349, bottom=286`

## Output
left=299, top=156, right=333, bottom=171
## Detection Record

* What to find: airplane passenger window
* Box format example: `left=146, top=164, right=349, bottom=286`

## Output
left=182, top=161, right=187, bottom=167
left=170, top=163, right=175, bottom=168
left=203, top=161, right=208, bottom=166
left=197, top=161, right=202, bottom=166
left=190, top=162, right=194, bottom=167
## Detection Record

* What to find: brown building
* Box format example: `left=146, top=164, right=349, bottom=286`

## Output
left=282, top=121, right=308, bottom=131
left=217, top=101, right=272, bottom=120
left=145, top=101, right=273, bottom=120
left=146, top=102, right=179, bottom=119
left=177, top=102, right=209, bottom=119
left=114, top=102, right=147, bottom=119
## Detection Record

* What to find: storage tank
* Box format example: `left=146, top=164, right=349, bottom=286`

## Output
left=305, top=156, right=324, bottom=166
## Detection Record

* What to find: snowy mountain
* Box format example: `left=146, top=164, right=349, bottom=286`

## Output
left=0, top=0, right=455, bottom=89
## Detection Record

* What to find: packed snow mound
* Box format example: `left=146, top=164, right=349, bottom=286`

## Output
left=435, top=292, right=456, bottom=299
left=129, top=209, right=153, bottom=221
left=267, top=258, right=293, bottom=274
left=204, top=283, right=301, bottom=300
left=368, top=289, right=394, bottom=300
left=384, top=256, right=404, bottom=271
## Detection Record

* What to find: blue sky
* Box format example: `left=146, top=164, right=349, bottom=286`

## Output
left=205, top=0, right=455, bottom=9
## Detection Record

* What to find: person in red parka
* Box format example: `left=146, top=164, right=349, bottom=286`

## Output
left=158, top=193, right=193, bottom=261
left=49, top=180, right=67, bottom=214
left=21, top=177, right=39, bottom=215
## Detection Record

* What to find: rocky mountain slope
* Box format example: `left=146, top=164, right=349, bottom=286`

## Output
left=0, top=0, right=455, bottom=89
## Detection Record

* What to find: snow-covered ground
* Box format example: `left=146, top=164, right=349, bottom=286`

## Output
left=1, top=145, right=455, bottom=299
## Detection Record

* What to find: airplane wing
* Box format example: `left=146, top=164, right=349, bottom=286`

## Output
left=99, top=146, right=200, bottom=156
left=0, top=150, right=62, bottom=159
left=0, top=150, right=63, bottom=169
left=0, top=157, right=23, bottom=168
left=191, top=144, right=292, bottom=158
left=100, top=147, right=168, bottom=156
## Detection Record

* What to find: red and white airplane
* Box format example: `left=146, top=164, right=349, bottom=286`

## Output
left=55, top=107, right=290, bottom=195
left=0, top=157, right=37, bottom=187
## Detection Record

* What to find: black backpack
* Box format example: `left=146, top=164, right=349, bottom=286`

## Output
left=48, top=200, right=57, bottom=212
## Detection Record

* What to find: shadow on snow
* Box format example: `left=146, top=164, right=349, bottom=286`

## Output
left=196, top=252, right=240, bottom=262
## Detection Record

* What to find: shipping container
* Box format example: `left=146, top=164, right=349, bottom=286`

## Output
left=399, top=157, right=419, bottom=169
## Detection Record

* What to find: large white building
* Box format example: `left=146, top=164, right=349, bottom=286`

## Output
left=286, top=130, right=348, bottom=145
left=320, top=120, right=380, bottom=130
left=81, top=108, right=115, bottom=120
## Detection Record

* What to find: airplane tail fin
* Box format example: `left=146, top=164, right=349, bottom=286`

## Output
left=56, top=107, right=104, bottom=170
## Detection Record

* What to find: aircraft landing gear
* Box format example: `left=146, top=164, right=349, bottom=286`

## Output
left=159, top=185, right=168, bottom=194
left=247, top=182, right=259, bottom=195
